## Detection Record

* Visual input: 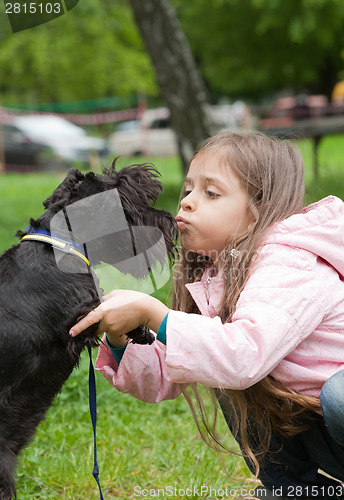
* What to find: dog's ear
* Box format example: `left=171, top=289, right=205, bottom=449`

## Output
left=43, top=169, right=84, bottom=211
left=80, top=171, right=108, bottom=194
left=115, top=164, right=163, bottom=207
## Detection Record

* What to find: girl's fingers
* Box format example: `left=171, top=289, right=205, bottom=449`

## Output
left=102, top=290, right=122, bottom=301
left=69, top=307, right=104, bottom=337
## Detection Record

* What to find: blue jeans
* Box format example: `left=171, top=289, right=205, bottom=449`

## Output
left=216, top=375, right=344, bottom=498
left=320, top=369, right=344, bottom=445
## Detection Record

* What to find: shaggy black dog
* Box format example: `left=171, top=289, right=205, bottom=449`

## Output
left=0, top=161, right=176, bottom=499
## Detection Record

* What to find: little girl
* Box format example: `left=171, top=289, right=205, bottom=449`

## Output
left=71, top=131, right=344, bottom=498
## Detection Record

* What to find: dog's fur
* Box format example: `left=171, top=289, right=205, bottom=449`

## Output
left=0, top=161, right=176, bottom=499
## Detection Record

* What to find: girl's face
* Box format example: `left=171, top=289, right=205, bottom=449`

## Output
left=176, top=152, right=252, bottom=260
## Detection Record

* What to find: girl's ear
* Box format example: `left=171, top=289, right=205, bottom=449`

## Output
left=247, top=202, right=259, bottom=229
left=43, top=169, right=84, bottom=211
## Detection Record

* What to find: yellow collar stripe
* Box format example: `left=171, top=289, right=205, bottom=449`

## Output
left=21, top=234, right=90, bottom=267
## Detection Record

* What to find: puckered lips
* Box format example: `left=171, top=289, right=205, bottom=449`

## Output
left=175, top=216, right=189, bottom=229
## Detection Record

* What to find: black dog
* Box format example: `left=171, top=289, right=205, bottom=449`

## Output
left=0, top=161, right=176, bottom=499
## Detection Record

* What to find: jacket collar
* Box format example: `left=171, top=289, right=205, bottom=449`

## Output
left=185, top=267, right=224, bottom=317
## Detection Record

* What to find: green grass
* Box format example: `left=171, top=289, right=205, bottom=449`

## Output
left=298, top=134, right=344, bottom=204
left=1, top=137, right=344, bottom=499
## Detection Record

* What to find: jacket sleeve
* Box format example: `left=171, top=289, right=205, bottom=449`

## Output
left=95, top=335, right=184, bottom=403
left=164, top=244, right=330, bottom=389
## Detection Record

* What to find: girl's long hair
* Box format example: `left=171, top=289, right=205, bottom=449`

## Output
left=172, top=131, right=322, bottom=475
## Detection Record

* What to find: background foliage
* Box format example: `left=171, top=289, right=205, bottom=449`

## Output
left=1, top=0, right=344, bottom=106
left=0, top=0, right=157, bottom=105
left=173, top=0, right=344, bottom=100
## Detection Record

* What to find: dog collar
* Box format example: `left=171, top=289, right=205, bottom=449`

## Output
left=21, top=227, right=90, bottom=267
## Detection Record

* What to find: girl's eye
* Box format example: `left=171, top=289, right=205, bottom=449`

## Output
left=206, top=191, right=219, bottom=199
left=182, top=188, right=192, bottom=197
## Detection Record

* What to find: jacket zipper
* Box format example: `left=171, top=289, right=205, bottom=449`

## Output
left=205, top=276, right=213, bottom=303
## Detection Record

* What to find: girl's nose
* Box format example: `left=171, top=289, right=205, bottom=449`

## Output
left=181, top=191, right=197, bottom=211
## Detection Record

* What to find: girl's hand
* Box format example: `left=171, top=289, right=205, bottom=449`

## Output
left=69, top=290, right=169, bottom=348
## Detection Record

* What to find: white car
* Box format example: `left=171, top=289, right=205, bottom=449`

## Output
left=12, top=115, right=109, bottom=168
left=109, top=104, right=251, bottom=158
left=109, top=108, right=178, bottom=157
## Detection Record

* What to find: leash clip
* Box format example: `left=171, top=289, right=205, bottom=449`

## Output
left=61, top=241, right=73, bottom=252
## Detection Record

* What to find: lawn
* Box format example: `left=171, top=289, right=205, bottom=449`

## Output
left=1, top=135, right=344, bottom=499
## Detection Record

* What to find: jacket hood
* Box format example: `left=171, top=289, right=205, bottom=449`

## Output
left=266, top=196, right=344, bottom=277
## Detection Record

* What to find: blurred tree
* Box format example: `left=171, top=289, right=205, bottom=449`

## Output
left=128, top=0, right=215, bottom=171
left=173, top=0, right=344, bottom=100
left=0, top=0, right=157, bottom=104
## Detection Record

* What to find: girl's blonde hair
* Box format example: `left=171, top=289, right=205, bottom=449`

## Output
left=172, top=131, right=321, bottom=475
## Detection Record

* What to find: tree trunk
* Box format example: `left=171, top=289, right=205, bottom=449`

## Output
left=128, top=0, right=216, bottom=172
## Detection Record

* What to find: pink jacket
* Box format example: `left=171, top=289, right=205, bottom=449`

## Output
left=95, top=196, right=344, bottom=400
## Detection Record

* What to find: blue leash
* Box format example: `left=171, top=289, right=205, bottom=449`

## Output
left=88, top=346, right=104, bottom=500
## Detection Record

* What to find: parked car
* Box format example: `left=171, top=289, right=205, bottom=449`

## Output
left=109, top=104, right=251, bottom=157
left=1, top=122, right=47, bottom=171
left=109, top=108, right=178, bottom=157
left=1, top=114, right=109, bottom=171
